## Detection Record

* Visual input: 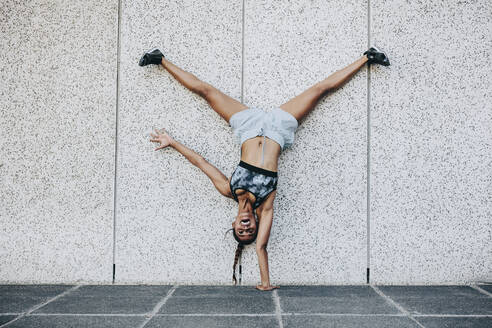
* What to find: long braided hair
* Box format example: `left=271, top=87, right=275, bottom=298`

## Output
left=232, top=243, right=244, bottom=285
left=230, top=224, right=258, bottom=285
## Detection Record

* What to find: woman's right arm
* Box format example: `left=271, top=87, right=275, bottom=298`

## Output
left=150, top=128, right=232, bottom=198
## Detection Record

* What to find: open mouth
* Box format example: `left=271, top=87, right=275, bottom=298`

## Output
left=240, top=219, right=250, bottom=226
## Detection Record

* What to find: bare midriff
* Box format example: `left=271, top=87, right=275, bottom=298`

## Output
left=240, top=136, right=281, bottom=172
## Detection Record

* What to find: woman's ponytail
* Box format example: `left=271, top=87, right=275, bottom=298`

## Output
left=232, top=243, right=244, bottom=285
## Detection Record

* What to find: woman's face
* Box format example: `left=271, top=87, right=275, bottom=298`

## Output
left=232, top=212, right=257, bottom=242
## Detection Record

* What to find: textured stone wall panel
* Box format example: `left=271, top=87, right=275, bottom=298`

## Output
left=115, top=0, right=243, bottom=283
left=0, top=0, right=118, bottom=283
left=370, top=0, right=492, bottom=283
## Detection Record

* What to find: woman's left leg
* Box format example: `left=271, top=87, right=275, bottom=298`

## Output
left=279, top=55, right=368, bottom=122
left=161, top=58, right=247, bottom=123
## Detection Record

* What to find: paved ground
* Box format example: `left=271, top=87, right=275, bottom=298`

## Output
left=0, top=284, right=491, bottom=327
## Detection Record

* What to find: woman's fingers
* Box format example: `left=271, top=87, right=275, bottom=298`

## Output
left=154, top=128, right=165, bottom=135
left=151, top=129, right=169, bottom=150
left=255, top=285, right=279, bottom=291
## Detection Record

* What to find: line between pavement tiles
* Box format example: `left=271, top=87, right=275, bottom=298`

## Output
left=272, top=289, right=284, bottom=328
left=137, top=285, right=177, bottom=328
left=0, top=285, right=81, bottom=328
left=370, top=285, right=426, bottom=328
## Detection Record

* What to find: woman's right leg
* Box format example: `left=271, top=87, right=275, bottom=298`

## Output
left=279, top=55, right=368, bottom=123
left=161, top=58, right=247, bottom=123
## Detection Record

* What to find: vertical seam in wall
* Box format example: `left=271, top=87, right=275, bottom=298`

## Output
left=112, top=0, right=123, bottom=283
left=240, top=0, right=245, bottom=103
left=366, top=0, right=371, bottom=283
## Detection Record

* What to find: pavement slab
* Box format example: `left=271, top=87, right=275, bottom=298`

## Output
left=0, top=315, right=17, bottom=326
left=0, top=296, right=46, bottom=314
left=280, top=296, right=400, bottom=314
left=416, top=316, right=492, bottom=328
left=3, top=315, right=145, bottom=328
left=160, top=286, right=276, bottom=315
left=159, top=296, right=275, bottom=314
left=33, top=296, right=163, bottom=314
left=0, top=285, right=73, bottom=313
left=146, top=315, right=279, bottom=328
left=64, top=285, right=172, bottom=298
left=278, top=286, right=383, bottom=297
left=33, top=285, right=172, bottom=314
left=282, top=315, right=421, bottom=328
left=0, top=286, right=73, bottom=298
left=172, top=286, right=272, bottom=298
left=278, top=286, right=400, bottom=314
left=378, top=286, right=492, bottom=315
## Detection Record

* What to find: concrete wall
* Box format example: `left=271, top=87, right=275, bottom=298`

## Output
left=369, top=0, right=492, bottom=283
left=1, top=0, right=491, bottom=284
left=0, top=0, right=118, bottom=283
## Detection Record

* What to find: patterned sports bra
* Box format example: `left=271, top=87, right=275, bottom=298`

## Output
left=229, top=161, right=278, bottom=209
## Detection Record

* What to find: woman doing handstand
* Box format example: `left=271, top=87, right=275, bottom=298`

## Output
left=142, top=47, right=390, bottom=291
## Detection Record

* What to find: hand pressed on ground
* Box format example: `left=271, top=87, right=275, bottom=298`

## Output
left=255, top=285, right=279, bottom=291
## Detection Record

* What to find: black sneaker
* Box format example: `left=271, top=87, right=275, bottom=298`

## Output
left=364, top=46, right=390, bottom=66
left=138, top=48, right=164, bottom=66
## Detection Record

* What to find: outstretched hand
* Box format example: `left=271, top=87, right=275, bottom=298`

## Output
left=255, top=285, right=279, bottom=291
left=150, top=128, right=174, bottom=151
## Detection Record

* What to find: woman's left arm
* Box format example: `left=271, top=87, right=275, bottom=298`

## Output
left=255, top=191, right=279, bottom=291
left=150, top=128, right=232, bottom=198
